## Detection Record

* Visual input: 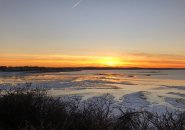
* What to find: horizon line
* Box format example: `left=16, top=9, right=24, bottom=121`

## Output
left=0, top=66, right=185, bottom=70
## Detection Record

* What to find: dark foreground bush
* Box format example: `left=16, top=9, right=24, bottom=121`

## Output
left=0, top=88, right=184, bottom=130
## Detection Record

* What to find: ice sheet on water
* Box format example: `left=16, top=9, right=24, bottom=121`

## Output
left=119, top=91, right=150, bottom=110
left=0, top=70, right=185, bottom=113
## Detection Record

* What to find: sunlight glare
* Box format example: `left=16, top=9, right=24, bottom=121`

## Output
left=99, top=57, right=123, bottom=67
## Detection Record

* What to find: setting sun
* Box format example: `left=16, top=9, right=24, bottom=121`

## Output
left=98, top=57, right=123, bottom=67
left=0, top=1, right=185, bottom=128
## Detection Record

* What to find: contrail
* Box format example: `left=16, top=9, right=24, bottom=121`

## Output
left=72, top=0, right=83, bottom=8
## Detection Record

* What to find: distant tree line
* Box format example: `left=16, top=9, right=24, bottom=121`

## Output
left=0, top=66, right=184, bottom=73
left=0, top=66, right=81, bottom=72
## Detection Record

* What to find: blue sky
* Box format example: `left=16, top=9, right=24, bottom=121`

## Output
left=0, top=0, right=185, bottom=67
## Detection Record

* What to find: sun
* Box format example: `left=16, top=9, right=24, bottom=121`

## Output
left=99, top=57, right=123, bottom=67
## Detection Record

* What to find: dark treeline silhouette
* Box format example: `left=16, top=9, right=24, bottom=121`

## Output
left=0, top=66, right=81, bottom=72
left=0, top=66, right=184, bottom=73
left=0, top=87, right=185, bottom=130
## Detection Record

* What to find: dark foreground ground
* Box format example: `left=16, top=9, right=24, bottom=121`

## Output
left=0, top=87, right=185, bottom=130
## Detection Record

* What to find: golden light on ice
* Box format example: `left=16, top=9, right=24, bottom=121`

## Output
left=99, top=57, right=123, bottom=67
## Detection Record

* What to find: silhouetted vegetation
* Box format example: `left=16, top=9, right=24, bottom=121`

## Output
left=0, top=87, right=185, bottom=130
left=0, top=66, right=81, bottom=72
left=0, top=66, right=184, bottom=73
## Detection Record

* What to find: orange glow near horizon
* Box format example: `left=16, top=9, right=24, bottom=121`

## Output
left=1, top=1, right=185, bottom=69
left=0, top=53, right=185, bottom=68
left=98, top=57, right=124, bottom=67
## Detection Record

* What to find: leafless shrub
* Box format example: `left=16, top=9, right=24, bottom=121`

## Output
left=0, top=87, right=184, bottom=130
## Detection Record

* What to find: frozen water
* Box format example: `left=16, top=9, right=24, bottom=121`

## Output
left=0, top=69, right=185, bottom=113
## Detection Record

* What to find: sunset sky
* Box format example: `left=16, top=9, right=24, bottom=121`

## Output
left=0, top=0, right=185, bottom=68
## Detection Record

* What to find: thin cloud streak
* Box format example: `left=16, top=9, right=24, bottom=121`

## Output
left=72, top=0, right=83, bottom=8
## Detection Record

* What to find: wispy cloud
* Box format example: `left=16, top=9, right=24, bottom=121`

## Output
left=72, top=0, right=83, bottom=9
